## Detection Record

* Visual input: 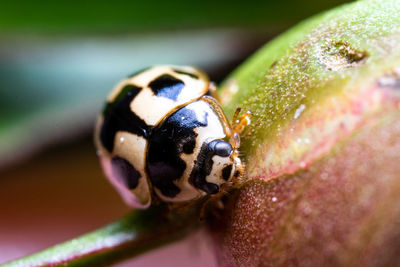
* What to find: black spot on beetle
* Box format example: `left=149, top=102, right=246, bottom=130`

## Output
left=147, top=102, right=208, bottom=198
left=100, top=84, right=151, bottom=152
left=173, top=69, right=199, bottom=79
left=111, top=156, right=141, bottom=189
left=148, top=74, right=184, bottom=101
left=182, top=138, right=196, bottom=154
left=222, top=164, right=232, bottom=181
left=189, top=139, right=232, bottom=194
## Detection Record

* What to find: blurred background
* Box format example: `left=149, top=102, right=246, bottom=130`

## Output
left=0, top=0, right=352, bottom=264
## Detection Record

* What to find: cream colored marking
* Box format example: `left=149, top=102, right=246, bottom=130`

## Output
left=205, top=155, right=232, bottom=186
left=154, top=184, right=205, bottom=203
left=107, top=67, right=171, bottom=102
left=130, top=87, right=177, bottom=125
left=129, top=66, right=171, bottom=87
left=129, top=65, right=208, bottom=94
left=95, top=116, right=150, bottom=208
left=156, top=100, right=227, bottom=202
left=170, top=65, right=209, bottom=82
left=130, top=68, right=209, bottom=125
left=174, top=74, right=208, bottom=102
left=113, top=131, right=151, bottom=206
left=108, top=65, right=209, bottom=104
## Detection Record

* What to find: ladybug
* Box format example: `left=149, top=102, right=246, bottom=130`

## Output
left=95, top=65, right=250, bottom=209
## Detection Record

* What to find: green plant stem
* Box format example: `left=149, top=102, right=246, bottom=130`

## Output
left=3, top=205, right=200, bottom=267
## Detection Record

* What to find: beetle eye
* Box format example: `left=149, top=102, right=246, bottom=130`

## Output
left=210, top=140, right=233, bottom=157
left=222, top=164, right=233, bottom=181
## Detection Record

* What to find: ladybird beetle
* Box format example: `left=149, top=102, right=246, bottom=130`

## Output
left=95, top=65, right=250, bottom=209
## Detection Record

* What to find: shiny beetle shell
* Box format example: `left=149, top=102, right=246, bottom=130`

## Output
left=95, top=65, right=244, bottom=209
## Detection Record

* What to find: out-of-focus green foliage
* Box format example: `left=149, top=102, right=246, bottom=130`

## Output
left=0, top=0, right=351, bottom=33
left=0, top=30, right=254, bottom=167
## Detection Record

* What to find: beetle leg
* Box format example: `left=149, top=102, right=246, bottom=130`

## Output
left=200, top=182, right=232, bottom=220
left=232, top=109, right=252, bottom=134
left=231, top=107, right=242, bottom=127
left=229, top=108, right=252, bottom=150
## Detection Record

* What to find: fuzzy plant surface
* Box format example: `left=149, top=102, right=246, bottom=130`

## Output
left=6, top=0, right=400, bottom=266
left=210, top=0, right=400, bottom=266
